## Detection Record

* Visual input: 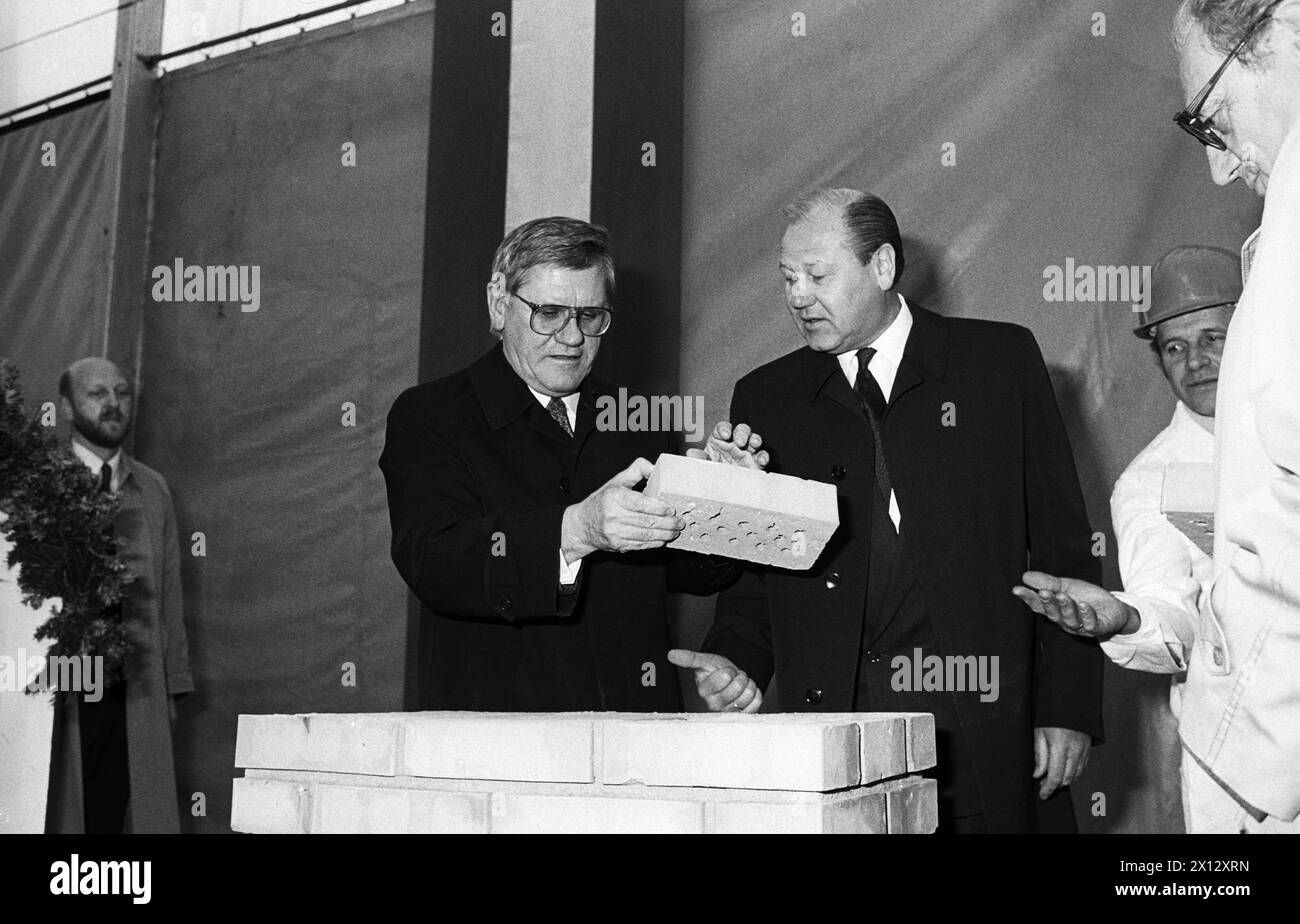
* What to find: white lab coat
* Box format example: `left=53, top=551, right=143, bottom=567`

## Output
left=1179, top=118, right=1300, bottom=826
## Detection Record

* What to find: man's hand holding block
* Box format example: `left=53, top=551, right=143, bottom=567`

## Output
left=644, top=453, right=838, bottom=570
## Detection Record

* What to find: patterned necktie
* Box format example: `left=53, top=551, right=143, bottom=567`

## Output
left=547, top=396, right=574, bottom=439
left=854, top=347, right=893, bottom=502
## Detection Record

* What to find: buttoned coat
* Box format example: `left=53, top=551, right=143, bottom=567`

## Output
left=705, top=304, right=1104, bottom=832
left=380, top=343, right=734, bottom=712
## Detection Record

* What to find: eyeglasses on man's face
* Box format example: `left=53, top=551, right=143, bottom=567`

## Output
left=1174, top=0, right=1283, bottom=149
left=512, top=292, right=613, bottom=337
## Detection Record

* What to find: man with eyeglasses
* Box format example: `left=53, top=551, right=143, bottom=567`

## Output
left=1164, top=0, right=1300, bottom=832
left=379, top=216, right=759, bottom=712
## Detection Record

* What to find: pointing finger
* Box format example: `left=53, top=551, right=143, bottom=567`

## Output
left=668, top=648, right=722, bottom=671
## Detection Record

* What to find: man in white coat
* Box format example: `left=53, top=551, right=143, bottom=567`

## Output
left=1168, top=0, right=1300, bottom=833
left=1101, top=246, right=1237, bottom=712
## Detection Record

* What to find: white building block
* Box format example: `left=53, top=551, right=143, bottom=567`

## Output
left=600, top=714, right=860, bottom=791
left=234, top=713, right=401, bottom=776
left=231, top=777, right=309, bottom=834
left=644, top=454, right=838, bottom=570
left=233, top=711, right=940, bottom=834
left=402, top=713, right=595, bottom=783
left=864, top=712, right=936, bottom=772
left=311, top=783, right=488, bottom=834
left=690, top=713, right=913, bottom=784
left=709, top=789, right=887, bottom=834
left=858, top=716, right=907, bottom=784
left=489, top=792, right=705, bottom=834
left=881, top=777, right=939, bottom=834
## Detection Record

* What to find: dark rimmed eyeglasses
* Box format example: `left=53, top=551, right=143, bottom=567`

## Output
left=1174, top=0, right=1284, bottom=149
left=512, top=292, right=613, bottom=337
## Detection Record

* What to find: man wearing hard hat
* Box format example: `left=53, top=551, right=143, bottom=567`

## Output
left=1100, top=246, right=1239, bottom=703
left=1012, top=245, right=1239, bottom=829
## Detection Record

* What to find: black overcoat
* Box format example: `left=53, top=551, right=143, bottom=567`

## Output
left=380, top=343, right=732, bottom=712
left=705, top=304, right=1104, bottom=832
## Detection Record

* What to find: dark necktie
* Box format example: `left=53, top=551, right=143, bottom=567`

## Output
left=97, top=461, right=122, bottom=618
left=97, top=461, right=119, bottom=552
left=854, top=347, right=893, bottom=504
left=547, top=396, right=574, bottom=439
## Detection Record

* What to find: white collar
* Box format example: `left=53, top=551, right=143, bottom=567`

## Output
left=527, top=387, right=579, bottom=429
left=1240, top=227, right=1262, bottom=284
left=71, top=439, right=123, bottom=492
left=1173, top=400, right=1215, bottom=440
left=835, top=295, right=913, bottom=402
left=1242, top=118, right=1300, bottom=282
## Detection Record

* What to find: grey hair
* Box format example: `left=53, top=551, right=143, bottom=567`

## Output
left=1174, top=0, right=1284, bottom=65
left=490, top=216, right=616, bottom=302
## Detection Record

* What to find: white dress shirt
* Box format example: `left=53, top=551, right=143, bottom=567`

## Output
left=71, top=438, right=122, bottom=494
left=528, top=387, right=582, bottom=584
left=835, top=295, right=912, bottom=530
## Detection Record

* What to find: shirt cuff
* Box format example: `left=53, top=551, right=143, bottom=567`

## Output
left=558, top=550, right=583, bottom=586
left=1102, top=593, right=1188, bottom=672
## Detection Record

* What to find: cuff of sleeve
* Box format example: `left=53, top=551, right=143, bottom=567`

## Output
left=559, top=549, right=583, bottom=585
left=1100, top=595, right=1161, bottom=662
left=167, top=670, right=195, bottom=696
left=1104, top=593, right=1189, bottom=671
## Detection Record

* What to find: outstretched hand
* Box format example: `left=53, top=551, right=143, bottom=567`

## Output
left=1012, top=571, right=1140, bottom=638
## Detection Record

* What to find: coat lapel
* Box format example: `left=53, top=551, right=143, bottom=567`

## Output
left=880, top=304, right=951, bottom=613
left=469, top=343, right=584, bottom=448
left=470, top=343, right=535, bottom=431
left=797, top=347, right=864, bottom=422
left=892, top=303, right=950, bottom=402
left=794, top=302, right=950, bottom=418
left=572, top=387, right=601, bottom=455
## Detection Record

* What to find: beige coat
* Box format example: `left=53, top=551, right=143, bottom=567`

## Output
left=45, top=450, right=194, bottom=833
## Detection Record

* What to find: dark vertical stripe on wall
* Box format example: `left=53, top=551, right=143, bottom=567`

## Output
left=590, top=0, right=685, bottom=401
left=420, top=0, right=511, bottom=384
left=411, top=0, right=511, bottom=708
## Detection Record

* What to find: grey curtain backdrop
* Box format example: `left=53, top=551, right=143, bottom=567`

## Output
left=136, top=9, right=429, bottom=832
left=1, top=0, right=1265, bottom=835
left=0, top=101, right=111, bottom=409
